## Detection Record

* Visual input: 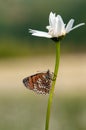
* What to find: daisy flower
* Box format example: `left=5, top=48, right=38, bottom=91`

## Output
left=29, top=12, right=85, bottom=41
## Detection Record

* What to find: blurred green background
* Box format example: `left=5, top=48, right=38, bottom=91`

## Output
left=0, top=0, right=86, bottom=130
left=0, top=0, right=86, bottom=58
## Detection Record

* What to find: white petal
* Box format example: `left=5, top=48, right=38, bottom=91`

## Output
left=29, top=29, right=52, bottom=38
left=57, top=15, right=65, bottom=34
left=57, top=15, right=65, bottom=26
left=55, top=17, right=61, bottom=36
left=54, top=16, right=64, bottom=36
left=46, top=25, right=51, bottom=30
left=66, top=19, right=74, bottom=33
left=49, top=12, right=56, bottom=27
left=69, top=23, right=85, bottom=32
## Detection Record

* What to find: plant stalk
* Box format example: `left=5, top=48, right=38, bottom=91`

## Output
left=45, top=41, right=60, bottom=130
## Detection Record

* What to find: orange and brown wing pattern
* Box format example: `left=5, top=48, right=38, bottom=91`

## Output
left=22, top=70, right=52, bottom=94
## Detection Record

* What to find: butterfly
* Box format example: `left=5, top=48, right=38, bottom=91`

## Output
left=22, top=70, right=53, bottom=94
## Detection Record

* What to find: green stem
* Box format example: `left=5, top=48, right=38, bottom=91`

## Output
left=45, top=41, right=60, bottom=130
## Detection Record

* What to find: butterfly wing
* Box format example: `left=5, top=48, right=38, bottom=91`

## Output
left=23, top=70, right=52, bottom=94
